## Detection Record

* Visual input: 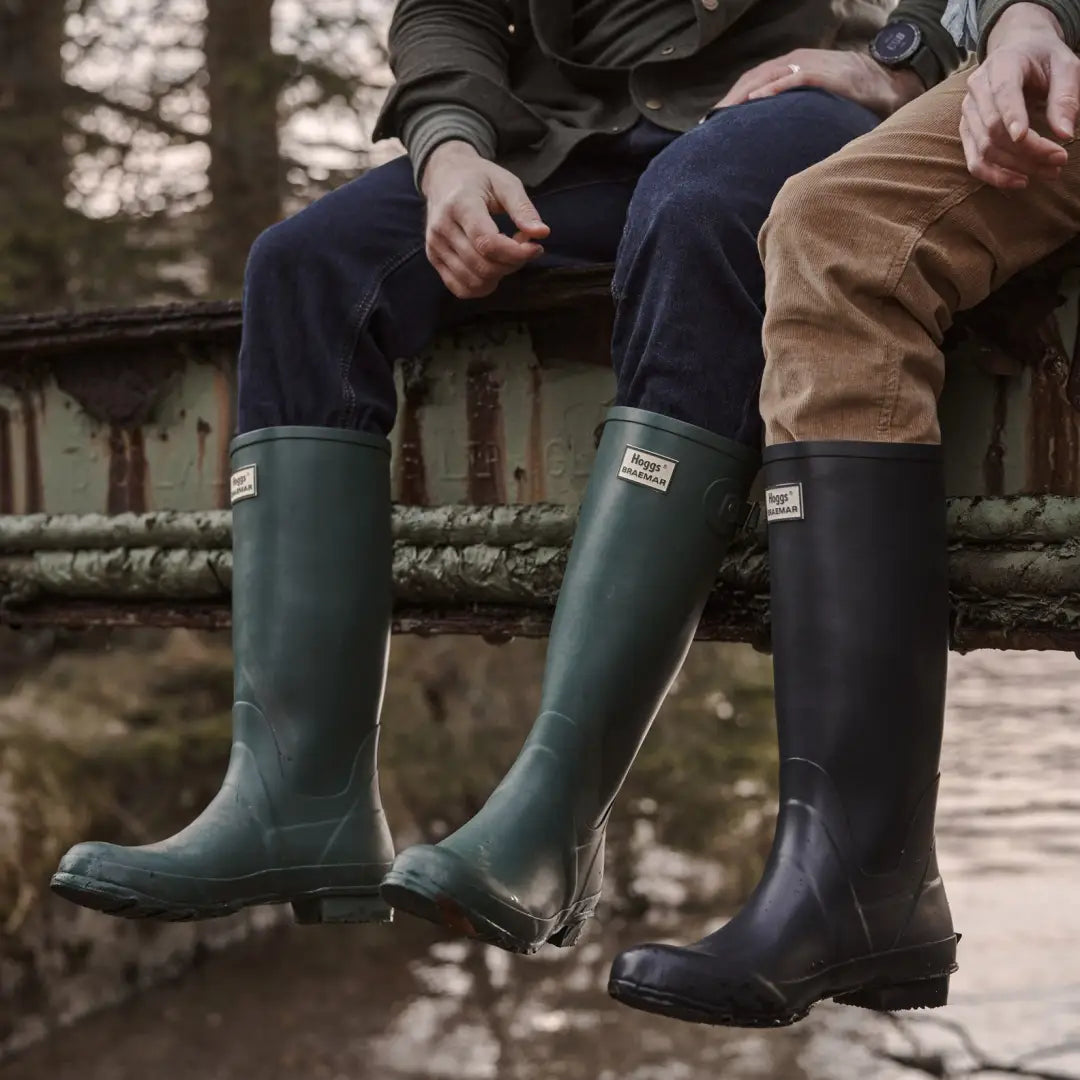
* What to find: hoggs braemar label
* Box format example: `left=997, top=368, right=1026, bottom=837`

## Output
left=618, top=446, right=678, bottom=493
left=765, top=482, right=804, bottom=522
left=230, top=465, right=258, bottom=504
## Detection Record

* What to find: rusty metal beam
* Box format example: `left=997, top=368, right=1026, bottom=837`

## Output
left=0, top=269, right=618, bottom=361
left=5, top=596, right=1079, bottom=656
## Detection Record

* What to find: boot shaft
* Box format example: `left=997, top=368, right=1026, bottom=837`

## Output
left=229, top=426, right=393, bottom=796
left=763, top=441, right=948, bottom=875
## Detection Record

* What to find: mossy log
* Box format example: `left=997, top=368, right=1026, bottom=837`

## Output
left=3, top=498, right=1080, bottom=650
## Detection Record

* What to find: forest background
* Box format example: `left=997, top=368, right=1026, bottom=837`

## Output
left=1, top=0, right=395, bottom=313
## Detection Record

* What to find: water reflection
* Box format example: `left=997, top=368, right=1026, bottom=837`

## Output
left=5, top=651, right=1078, bottom=1079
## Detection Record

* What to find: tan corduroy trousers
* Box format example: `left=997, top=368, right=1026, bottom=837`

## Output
left=759, top=65, right=1080, bottom=446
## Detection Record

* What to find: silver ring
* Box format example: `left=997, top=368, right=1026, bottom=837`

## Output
left=788, top=63, right=801, bottom=75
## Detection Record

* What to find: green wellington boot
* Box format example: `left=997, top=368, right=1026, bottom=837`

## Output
left=51, top=427, right=396, bottom=924
left=381, top=407, right=760, bottom=953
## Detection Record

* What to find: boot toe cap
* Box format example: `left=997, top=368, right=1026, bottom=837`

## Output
left=609, top=941, right=791, bottom=1024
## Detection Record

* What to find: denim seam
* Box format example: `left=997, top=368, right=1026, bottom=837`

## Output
left=337, top=241, right=427, bottom=427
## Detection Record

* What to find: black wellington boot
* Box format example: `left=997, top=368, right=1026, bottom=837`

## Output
left=381, top=407, right=760, bottom=954
left=609, top=441, right=958, bottom=1026
left=51, top=427, right=396, bottom=923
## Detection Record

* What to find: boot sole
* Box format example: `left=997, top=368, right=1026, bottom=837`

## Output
left=50, top=871, right=393, bottom=925
left=380, top=865, right=597, bottom=955
left=608, top=938, right=958, bottom=1028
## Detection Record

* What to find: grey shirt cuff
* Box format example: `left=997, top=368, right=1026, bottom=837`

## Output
left=977, top=0, right=1080, bottom=58
left=400, top=105, right=498, bottom=190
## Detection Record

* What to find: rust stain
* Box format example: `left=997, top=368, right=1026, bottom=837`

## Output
left=0, top=407, right=12, bottom=513
left=465, top=358, right=507, bottom=506
left=107, top=424, right=128, bottom=515
left=1027, top=334, right=1080, bottom=495
left=397, top=370, right=429, bottom=506
left=983, top=376, right=1009, bottom=496
left=106, top=426, right=151, bottom=513
left=196, top=417, right=212, bottom=475
left=215, top=368, right=234, bottom=509
left=18, top=392, right=43, bottom=512
left=129, top=427, right=149, bottom=513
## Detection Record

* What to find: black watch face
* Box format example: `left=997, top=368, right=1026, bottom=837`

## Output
left=871, top=21, right=922, bottom=65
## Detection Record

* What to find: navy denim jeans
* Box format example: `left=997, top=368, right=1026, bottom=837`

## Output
left=237, top=89, right=878, bottom=448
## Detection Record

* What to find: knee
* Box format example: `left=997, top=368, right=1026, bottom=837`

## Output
left=625, top=147, right=756, bottom=254
left=244, top=214, right=310, bottom=295
left=760, top=157, right=850, bottom=271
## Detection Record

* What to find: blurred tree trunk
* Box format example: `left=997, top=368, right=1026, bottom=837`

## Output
left=0, top=0, right=69, bottom=311
left=205, top=0, right=283, bottom=295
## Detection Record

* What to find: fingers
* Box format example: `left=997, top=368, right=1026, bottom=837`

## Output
left=457, top=205, right=541, bottom=268
left=719, top=54, right=804, bottom=107
left=746, top=69, right=818, bottom=101
left=427, top=194, right=543, bottom=300
left=968, top=61, right=1065, bottom=164
left=961, top=79, right=1067, bottom=189
left=971, top=56, right=1033, bottom=143
left=961, top=99, right=1037, bottom=188
left=1046, top=50, right=1080, bottom=139
left=489, top=173, right=550, bottom=238
left=426, top=245, right=498, bottom=300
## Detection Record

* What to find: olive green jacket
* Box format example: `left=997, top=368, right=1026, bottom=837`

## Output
left=373, top=0, right=961, bottom=187
left=976, top=0, right=1080, bottom=55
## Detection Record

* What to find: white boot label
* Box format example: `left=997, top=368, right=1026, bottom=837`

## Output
left=230, top=465, right=258, bottom=504
left=618, top=445, right=678, bottom=493
left=765, top=483, right=804, bottom=522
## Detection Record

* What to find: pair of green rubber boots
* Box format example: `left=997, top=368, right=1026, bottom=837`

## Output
left=51, top=408, right=757, bottom=945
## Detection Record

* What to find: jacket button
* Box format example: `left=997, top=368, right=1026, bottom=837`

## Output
left=645, top=98, right=663, bottom=110
left=701, top=0, right=719, bottom=9
left=661, top=45, right=675, bottom=55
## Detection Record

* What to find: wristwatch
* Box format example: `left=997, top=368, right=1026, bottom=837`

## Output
left=870, top=20, right=940, bottom=89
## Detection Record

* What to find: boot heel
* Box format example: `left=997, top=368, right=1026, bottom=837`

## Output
left=292, top=894, right=393, bottom=925
left=548, top=915, right=589, bottom=949
left=835, top=974, right=950, bottom=1012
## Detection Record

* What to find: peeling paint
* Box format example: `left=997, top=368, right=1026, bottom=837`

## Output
left=54, top=354, right=180, bottom=427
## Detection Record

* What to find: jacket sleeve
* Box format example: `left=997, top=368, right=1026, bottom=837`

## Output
left=373, top=0, right=546, bottom=155
left=891, top=0, right=965, bottom=85
left=976, top=0, right=1080, bottom=56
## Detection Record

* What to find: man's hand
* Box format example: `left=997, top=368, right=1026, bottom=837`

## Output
left=717, top=49, right=925, bottom=117
left=421, top=141, right=550, bottom=300
left=962, top=3, right=1078, bottom=189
